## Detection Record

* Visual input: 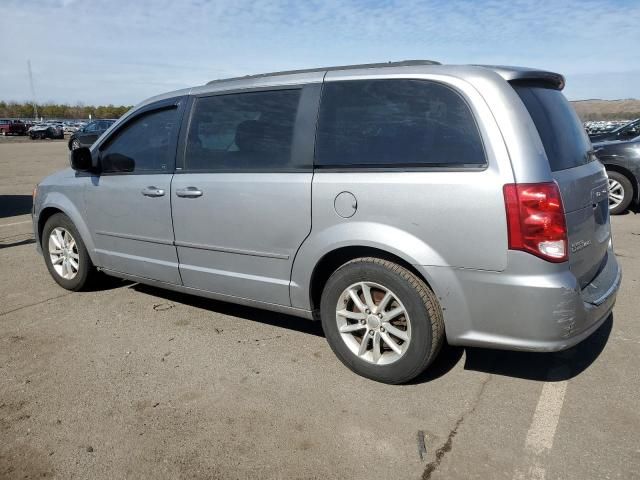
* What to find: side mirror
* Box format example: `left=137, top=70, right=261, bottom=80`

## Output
left=70, top=147, right=94, bottom=172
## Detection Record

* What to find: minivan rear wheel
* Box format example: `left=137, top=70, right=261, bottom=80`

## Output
left=607, top=171, right=633, bottom=215
left=320, top=257, right=444, bottom=384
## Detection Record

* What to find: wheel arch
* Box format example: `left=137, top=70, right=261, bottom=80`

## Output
left=306, top=245, right=439, bottom=319
left=290, top=222, right=448, bottom=314
left=37, top=198, right=97, bottom=264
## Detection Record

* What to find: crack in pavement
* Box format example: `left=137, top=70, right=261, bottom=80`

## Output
left=422, top=374, right=492, bottom=480
left=0, top=292, right=73, bottom=317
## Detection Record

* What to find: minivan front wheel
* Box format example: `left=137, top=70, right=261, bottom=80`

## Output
left=42, top=213, right=94, bottom=290
left=320, top=257, right=444, bottom=384
left=607, top=171, right=633, bottom=215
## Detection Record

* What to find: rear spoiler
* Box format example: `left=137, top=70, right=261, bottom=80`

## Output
left=476, top=65, right=565, bottom=90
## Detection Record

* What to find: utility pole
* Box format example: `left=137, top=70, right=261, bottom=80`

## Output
left=27, top=60, right=38, bottom=120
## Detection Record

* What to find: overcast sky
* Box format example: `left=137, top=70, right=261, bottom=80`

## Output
left=1, top=0, right=639, bottom=105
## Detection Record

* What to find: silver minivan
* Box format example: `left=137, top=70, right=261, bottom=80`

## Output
left=33, top=61, right=621, bottom=383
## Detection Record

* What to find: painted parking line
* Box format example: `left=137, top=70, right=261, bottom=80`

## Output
left=514, top=381, right=568, bottom=480
left=525, top=381, right=568, bottom=454
left=0, top=220, right=31, bottom=228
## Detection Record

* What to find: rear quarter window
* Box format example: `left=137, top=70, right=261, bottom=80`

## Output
left=513, top=84, right=594, bottom=172
left=315, top=79, right=486, bottom=168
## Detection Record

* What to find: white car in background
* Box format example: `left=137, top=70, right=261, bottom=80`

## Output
left=63, top=123, right=80, bottom=134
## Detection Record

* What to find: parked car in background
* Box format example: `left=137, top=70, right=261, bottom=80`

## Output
left=585, top=120, right=629, bottom=136
left=68, top=119, right=116, bottom=150
left=33, top=61, right=620, bottom=384
left=589, top=118, right=640, bottom=143
left=29, top=123, right=64, bottom=140
left=594, top=134, right=640, bottom=214
left=0, top=119, right=28, bottom=136
left=63, top=122, right=81, bottom=134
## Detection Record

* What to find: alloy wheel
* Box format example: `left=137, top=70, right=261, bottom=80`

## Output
left=608, top=178, right=625, bottom=210
left=48, top=227, right=79, bottom=280
left=335, top=281, right=411, bottom=365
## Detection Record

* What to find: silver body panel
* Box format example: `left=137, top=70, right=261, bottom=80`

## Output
left=33, top=62, right=620, bottom=353
left=171, top=173, right=312, bottom=305
left=84, top=174, right=180, bottom=284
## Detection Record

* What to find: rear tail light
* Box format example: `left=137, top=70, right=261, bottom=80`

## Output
left=503, top=182, right=568, bottom=262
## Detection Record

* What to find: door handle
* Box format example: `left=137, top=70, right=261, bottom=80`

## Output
left=141, top=186, right=165, bottom=197
left=176, top=187, right=203, bottom=198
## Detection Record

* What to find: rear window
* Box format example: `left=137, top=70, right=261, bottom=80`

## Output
left=513, top=84, right=593, bottom=172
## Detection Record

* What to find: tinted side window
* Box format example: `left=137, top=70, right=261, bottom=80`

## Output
left=100, top=108, right=178, bottom=173
left=185, top=89, right=301, bottom=171
left=315, top=79, right=486, bottom=168
left=85, top=122, right=99, bottom=132
left=513, top=84, right=593, bottom=172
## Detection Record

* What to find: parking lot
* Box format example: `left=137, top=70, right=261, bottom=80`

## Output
left=1, top=139, right=639, bottom=480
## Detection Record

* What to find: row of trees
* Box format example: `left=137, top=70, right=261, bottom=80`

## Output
left=0, top=101, right=132, bottom=120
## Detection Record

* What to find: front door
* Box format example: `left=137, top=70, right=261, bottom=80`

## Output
left=85, top=101, right=184, bottom=284
left=171, top=86, right=319, bottom=306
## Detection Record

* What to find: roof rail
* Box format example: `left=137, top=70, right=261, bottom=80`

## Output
left=206, top=60, right=441, bottom=85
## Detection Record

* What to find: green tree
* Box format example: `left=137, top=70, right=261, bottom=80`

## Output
left=0, top=101, right=133, bottom=119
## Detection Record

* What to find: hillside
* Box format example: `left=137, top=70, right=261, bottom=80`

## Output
left=570, top=99, right=640, bottom=121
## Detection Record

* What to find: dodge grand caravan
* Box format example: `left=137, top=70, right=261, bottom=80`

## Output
left=32, top=61, right=621, bottom=384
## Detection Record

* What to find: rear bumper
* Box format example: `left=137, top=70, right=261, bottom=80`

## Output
left=427, top=248, right=621, bottom=352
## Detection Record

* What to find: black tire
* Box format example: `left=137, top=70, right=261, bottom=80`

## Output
left=42, top=213, right=95, bottom=291
left=320, top=257, right=444, bottom=384
left=607, top=170, right=633, bottom=215
left=70, top=138, right=80, bottom=150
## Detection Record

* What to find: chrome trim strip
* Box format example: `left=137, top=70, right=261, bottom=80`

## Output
left=99, top=268, right=314, bottom=320
left=95, top=231, right=289, bottom=259
left=95, top=230, right=174, bottom=246
left=174, top=240, right=289, bottom=260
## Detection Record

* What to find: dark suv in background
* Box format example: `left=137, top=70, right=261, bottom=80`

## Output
left=593, top=133, right=640, bottom=214
left=68, top=119, right=116, bottom=150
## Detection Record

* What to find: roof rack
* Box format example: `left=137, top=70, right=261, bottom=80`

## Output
left=206, top=60, right=441, bottom=85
